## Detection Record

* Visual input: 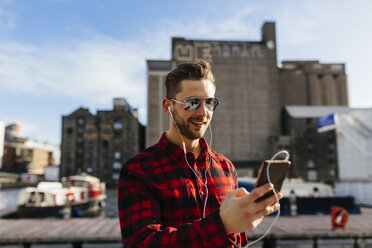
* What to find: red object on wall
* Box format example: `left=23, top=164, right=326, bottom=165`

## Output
left=331, top=206, right=349, bottom=230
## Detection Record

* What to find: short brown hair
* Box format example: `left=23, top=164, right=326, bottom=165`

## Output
left=165, top=60, right=215, bottom=98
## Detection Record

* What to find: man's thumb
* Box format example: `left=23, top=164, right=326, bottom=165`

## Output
left=229, top=187, right=249, bottom=198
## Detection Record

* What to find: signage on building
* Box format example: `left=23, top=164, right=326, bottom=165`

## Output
left=173, top=41, right=266, bottom=62
left=317, top=113, right=336, bottom=133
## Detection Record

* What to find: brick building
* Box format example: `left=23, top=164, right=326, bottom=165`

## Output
left=60, top=98, right=144, bottom=185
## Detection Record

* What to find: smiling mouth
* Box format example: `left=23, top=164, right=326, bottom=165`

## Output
left=190, top=120, right=207, bottom=127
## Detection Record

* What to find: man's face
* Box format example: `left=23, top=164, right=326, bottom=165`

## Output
left=171, top=79, right=216, bottom=140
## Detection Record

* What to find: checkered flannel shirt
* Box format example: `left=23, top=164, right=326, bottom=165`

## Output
left=118, top=132, right=248, bottom=247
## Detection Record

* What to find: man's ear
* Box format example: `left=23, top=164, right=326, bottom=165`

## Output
left=162, top=98, right=171, bottom=115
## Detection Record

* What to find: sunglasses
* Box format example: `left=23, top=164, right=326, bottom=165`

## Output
left=169, top=97, right=220, bottom=112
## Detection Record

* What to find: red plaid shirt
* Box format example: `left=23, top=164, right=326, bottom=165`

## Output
left=118, top=132, right=248, bottom=247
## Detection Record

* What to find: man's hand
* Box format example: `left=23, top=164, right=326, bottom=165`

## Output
left=219, top=183, right=282, bottom=234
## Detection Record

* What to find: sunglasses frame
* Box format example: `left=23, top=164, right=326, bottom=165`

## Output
left=169, top=96, right=220, bottom=112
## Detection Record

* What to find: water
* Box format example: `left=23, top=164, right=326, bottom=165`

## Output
left=102, top=188, right=118, bottom=218
left=0, top=188, right=23, bottom=209
left=0, top=187, right=119, bottom=218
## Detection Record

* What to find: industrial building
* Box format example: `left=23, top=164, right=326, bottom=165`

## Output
left=279, top=61, right=348, bottom=106
left=60, top=98, right=144, bottom=185
left=146, top=22, right=349, bottom=177
left=279, top=106, right=351, bottom=183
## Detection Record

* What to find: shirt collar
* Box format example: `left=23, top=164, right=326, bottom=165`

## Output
left=157, top=132, right=212, bottom=159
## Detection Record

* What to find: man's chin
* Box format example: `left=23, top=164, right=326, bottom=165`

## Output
left=184, top=130, right=205, bottom=140
left=191, top=130, right=206, bottom=140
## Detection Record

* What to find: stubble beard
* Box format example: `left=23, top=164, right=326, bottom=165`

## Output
left=172, top=108, right=209, bottom=140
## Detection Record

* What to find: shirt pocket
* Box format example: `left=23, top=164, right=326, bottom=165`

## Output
left=157, top=178, right=198, bottom=225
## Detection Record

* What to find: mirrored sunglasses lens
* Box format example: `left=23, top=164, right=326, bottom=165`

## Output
left=205, top=98, right=219, bottom=111
left=205, top=98, right=214, bottom=111
left=184, top=98, right=201, bottom=112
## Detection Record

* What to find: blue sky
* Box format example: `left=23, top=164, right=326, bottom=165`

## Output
left=0, top=0, right=371, bottom=145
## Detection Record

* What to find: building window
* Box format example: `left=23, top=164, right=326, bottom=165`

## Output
left=307, top=159, right=315, bottom=168
left=102, top=140, right=109, bottom=149
left=308, top=170, right=317, bottom=181
left=113, top=122, right=123, bottom=130
left=113, top=162, right=121, bottom=169
left=112, top=173, right=120, bottom=180
left=67, top=128, right=73, bottom=135
left=78, top=118, right=84, bottom=125
left=114, top=152, right=121, bottom=159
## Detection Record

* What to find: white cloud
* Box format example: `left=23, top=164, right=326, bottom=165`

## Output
left=0, top=36, right=151, bottom=123
left=150, top=6, right=259, bottom=41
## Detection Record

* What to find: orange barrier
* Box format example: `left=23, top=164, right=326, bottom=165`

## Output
left=331, top=206, right=348, bottom=230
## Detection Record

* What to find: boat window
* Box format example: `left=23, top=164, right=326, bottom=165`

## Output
left=39, top=192, right=45, bottom=202
left=28, top=192, right=36, bottom=203
left=74, top=180, right=86, bottom=187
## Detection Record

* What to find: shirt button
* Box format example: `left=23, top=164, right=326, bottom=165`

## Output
left=200, top=191, right=204, bottom=196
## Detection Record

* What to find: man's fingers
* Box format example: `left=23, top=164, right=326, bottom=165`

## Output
left=255, top=193, right=281, bottom=209
left=236, top=187, right=249, bottom=197
left=240, top=183, right=272, bottom=204
left=252, top=202, right=280, bottom=219
left=227, top=187, right=249, bottom=199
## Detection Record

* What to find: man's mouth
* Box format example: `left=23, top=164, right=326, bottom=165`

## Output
left=190, top=120, right=207, bottom=127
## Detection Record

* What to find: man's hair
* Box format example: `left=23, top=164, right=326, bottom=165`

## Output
left=165, top=60, right=215, bottom=99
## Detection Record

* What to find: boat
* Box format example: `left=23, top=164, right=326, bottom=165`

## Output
left=238, top=177, right=360, bottom=215
left=17, top=174, right=106, bottom=218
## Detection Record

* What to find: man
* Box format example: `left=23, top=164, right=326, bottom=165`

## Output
left=118, top=60, right=281, bottom=247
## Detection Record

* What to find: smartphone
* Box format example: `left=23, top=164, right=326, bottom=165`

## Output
left=254, top=160, right=291, bottom=202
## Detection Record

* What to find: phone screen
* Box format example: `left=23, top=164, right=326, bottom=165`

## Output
left=254, top=160, right=291, bottom=202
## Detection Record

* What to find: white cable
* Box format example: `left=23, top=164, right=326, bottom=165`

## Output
left=169, top=109, right=212, bottom=218
left=247, top=150, right=290, bottom=247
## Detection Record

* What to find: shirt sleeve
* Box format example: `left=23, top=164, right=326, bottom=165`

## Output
left=118, top=163, right=235, bottom=248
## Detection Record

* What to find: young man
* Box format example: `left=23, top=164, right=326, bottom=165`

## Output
left=118, top=60, right=281, bottom=247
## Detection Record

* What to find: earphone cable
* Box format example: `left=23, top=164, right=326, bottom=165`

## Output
left=246, top=150, right=290, bottom=247
left=169, top=107, right=212, bottom=218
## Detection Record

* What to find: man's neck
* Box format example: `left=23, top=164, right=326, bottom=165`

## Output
left=167, top=129, right=201, bottom=158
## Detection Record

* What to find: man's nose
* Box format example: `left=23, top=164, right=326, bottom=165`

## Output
left=195, top=100, right=208, bottom=117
